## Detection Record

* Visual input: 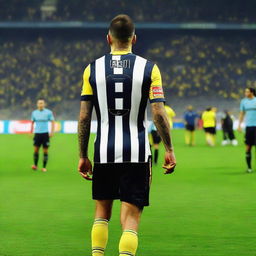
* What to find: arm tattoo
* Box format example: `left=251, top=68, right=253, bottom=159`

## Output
left=78, top=101, right=93, bottom=158
left=152, top=103, right=173, bottom=151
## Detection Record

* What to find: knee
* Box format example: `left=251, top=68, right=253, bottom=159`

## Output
left=95, top=200, right=113, bottom=220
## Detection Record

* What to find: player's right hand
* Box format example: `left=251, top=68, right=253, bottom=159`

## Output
left=162, top=151, right=176, bottom=174
left=78, top=157, right=93, bottom=181
left=237, top=126, right=242, bottom=132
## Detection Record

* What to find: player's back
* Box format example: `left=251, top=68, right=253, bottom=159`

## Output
left=81, top=51, right=165, bottom=164
left=202, top=110, right=216, bottom=128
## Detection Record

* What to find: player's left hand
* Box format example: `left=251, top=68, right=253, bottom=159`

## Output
left=162, top=150, right=176, bottom=174
left=78, top=157, right=93, bottom=181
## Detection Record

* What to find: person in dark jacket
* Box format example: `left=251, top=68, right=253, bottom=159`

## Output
left=221, top=110, right=238, bottom=146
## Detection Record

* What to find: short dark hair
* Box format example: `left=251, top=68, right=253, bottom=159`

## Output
left=109, top=14, right=135, bottom=43
left=247, top=87, right=256, bottom=96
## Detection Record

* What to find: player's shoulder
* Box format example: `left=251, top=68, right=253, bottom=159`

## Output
left=32, top=109, right=38, bottom=114
left=135, top=54, right=157, bottom=68
left=44, top=108, right=52, bottom=113
left=240, top=97, right=247, bottom=104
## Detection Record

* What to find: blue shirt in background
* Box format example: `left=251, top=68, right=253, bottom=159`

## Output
left=240, top=97, right=256, bottom=127
left=148, top=122, right=157, bottom=133
left=183, top=111, right=199, bottom=126
left=31, top=108, right=54, bottom=133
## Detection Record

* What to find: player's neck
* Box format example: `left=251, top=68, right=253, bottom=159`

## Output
left=110, top=45, right=132, bottom=54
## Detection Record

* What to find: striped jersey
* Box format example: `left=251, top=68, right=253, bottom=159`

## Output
left=81, top=50, right=165, bottom=164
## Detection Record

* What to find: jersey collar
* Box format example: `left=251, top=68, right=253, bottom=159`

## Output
left=111, top=50, right=132, bottom=55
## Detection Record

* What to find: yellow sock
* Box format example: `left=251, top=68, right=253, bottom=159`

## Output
left=211, top=135, right=216, bottom=146
left=185, top=132, right=190, bottom=145
left=91, top=218, right=108, bottom=256
left=119, top=230, right=138, bottom=256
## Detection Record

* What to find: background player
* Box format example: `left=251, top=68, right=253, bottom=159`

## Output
left=221, top=110, right=238, bottom=146
left=149, top=122, right=161, bottom=164
left=31, top=99, right=55, bottom=172
left=238, top=87, right=256, bottom=173
left=202, top=107, right=216, bottom=146
left=164, top=104, right=176, bottom=128
left=183, top=105, right=199, bottom=146
left=77, top=14, right=176, bottom=256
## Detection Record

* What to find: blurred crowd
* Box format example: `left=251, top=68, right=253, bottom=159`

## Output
left=0, top=36, right=106, bottom=109
left=1, top=0, right=256, bottom=23
left=0, top=33, right=256, bottom=113
left=147, top=34, right=256, bottom=99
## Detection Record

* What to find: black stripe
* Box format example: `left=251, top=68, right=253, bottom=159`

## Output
left=105, top=54, right=115, bottom=162
left=150, top=98, right=166, bottom=103
left=120, top=252, right=134, bottom=256
left=137, top=61, right=152, bottom=162
left=80, top=95, right=93, bottom=101
left=90, top=61, right=101, bottom=163
left=121, top=54, right=136, bottom=162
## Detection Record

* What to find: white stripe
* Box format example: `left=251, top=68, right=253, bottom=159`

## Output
left=115, top=98, right=123, bottom=109
left=130, top=56, right=147, bottom=162
left=113, top=55, right=123, bottom=162
left=115, top=116, right=123, bottom=162
left=115, top=82, right=123, bottom=92
left=144, top=111, right=151, bottom=161
left=112, top=55, right=123, bottom=75
left=96, top=56, right=108, bottom=163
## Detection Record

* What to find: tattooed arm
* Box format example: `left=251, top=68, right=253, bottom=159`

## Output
left=151, top=102, right=176, bottom=174
left=78, top=101, right=93, bottom=180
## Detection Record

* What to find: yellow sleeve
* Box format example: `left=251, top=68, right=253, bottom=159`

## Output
left=81, top=64, right=93, bottom=101
left=170, top=108, right=176, bottom=118
left=149, top=64, right=165, bottom=103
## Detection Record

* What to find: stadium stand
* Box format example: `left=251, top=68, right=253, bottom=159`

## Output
left=1, top=31, right=256, bottom=118
left=1, top=0, right=256, bottom=23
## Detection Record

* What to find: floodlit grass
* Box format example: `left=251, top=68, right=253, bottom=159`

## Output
left=0, top=130, right=255, bottom=256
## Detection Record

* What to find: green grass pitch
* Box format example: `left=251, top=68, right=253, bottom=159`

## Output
left=0, top=130, right=256, bottom=256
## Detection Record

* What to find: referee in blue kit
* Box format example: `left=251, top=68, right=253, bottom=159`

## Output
left=30, top=99, right=55, bottom=172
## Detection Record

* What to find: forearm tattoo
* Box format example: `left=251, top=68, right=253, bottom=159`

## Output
left=153, top=109, right=173, bottom=151
left=78, top=102, right=92, bottom=158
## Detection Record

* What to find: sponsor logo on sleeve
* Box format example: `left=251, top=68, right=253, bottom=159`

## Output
left=152, top=86, right=164, bottom=98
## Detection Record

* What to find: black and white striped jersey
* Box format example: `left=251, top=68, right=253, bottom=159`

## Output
left=81, top=51, right=165, bottom=164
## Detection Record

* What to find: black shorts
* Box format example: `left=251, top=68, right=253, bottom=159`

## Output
left=245, top=127, right=256, bottom=146
left=186, top=124, right=195, bottom=131
left=151, top=130, right=161, bottom=144
left=33, top=133, right=50, bottom=148
left=92, top=159, right=152, bottom=208
left=204, top=127, right=216, bottom=135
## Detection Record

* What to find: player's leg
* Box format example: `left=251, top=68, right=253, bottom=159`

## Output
left=153, top=143, right=159, bottom=164
left=229, top=128, right=238, bottom=146
left=32, top=146, right=40, bottom=170
left=151, top=131, right=160, bottom=164
left=245, top=144, right=252, bottom=172
left=191, top=131, right=195, bottom=146
left=119, top=161, right=151, bottom=256
left=42, top=133, right=50, bottom=172
left=222, top=128, right=228, bottom=145
left=92, top=164, right=120, bottom=256
left=32, top=133, right=41, bottom=170
left=92, top=200, right=113, bottom=256
left=245, top=127, right=253, bottom=172
left=119, top=202, right=141, bottom=256
left=42, top=147, right=48, bottom=172
left=185, top=130, right=190, bottom=145
left=205, top=132, right=212, bottom=146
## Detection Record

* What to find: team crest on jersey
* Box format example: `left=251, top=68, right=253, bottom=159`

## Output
left=110, top=59, right=130, bottom=69
left=152, top=86, right=164, bottom=98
